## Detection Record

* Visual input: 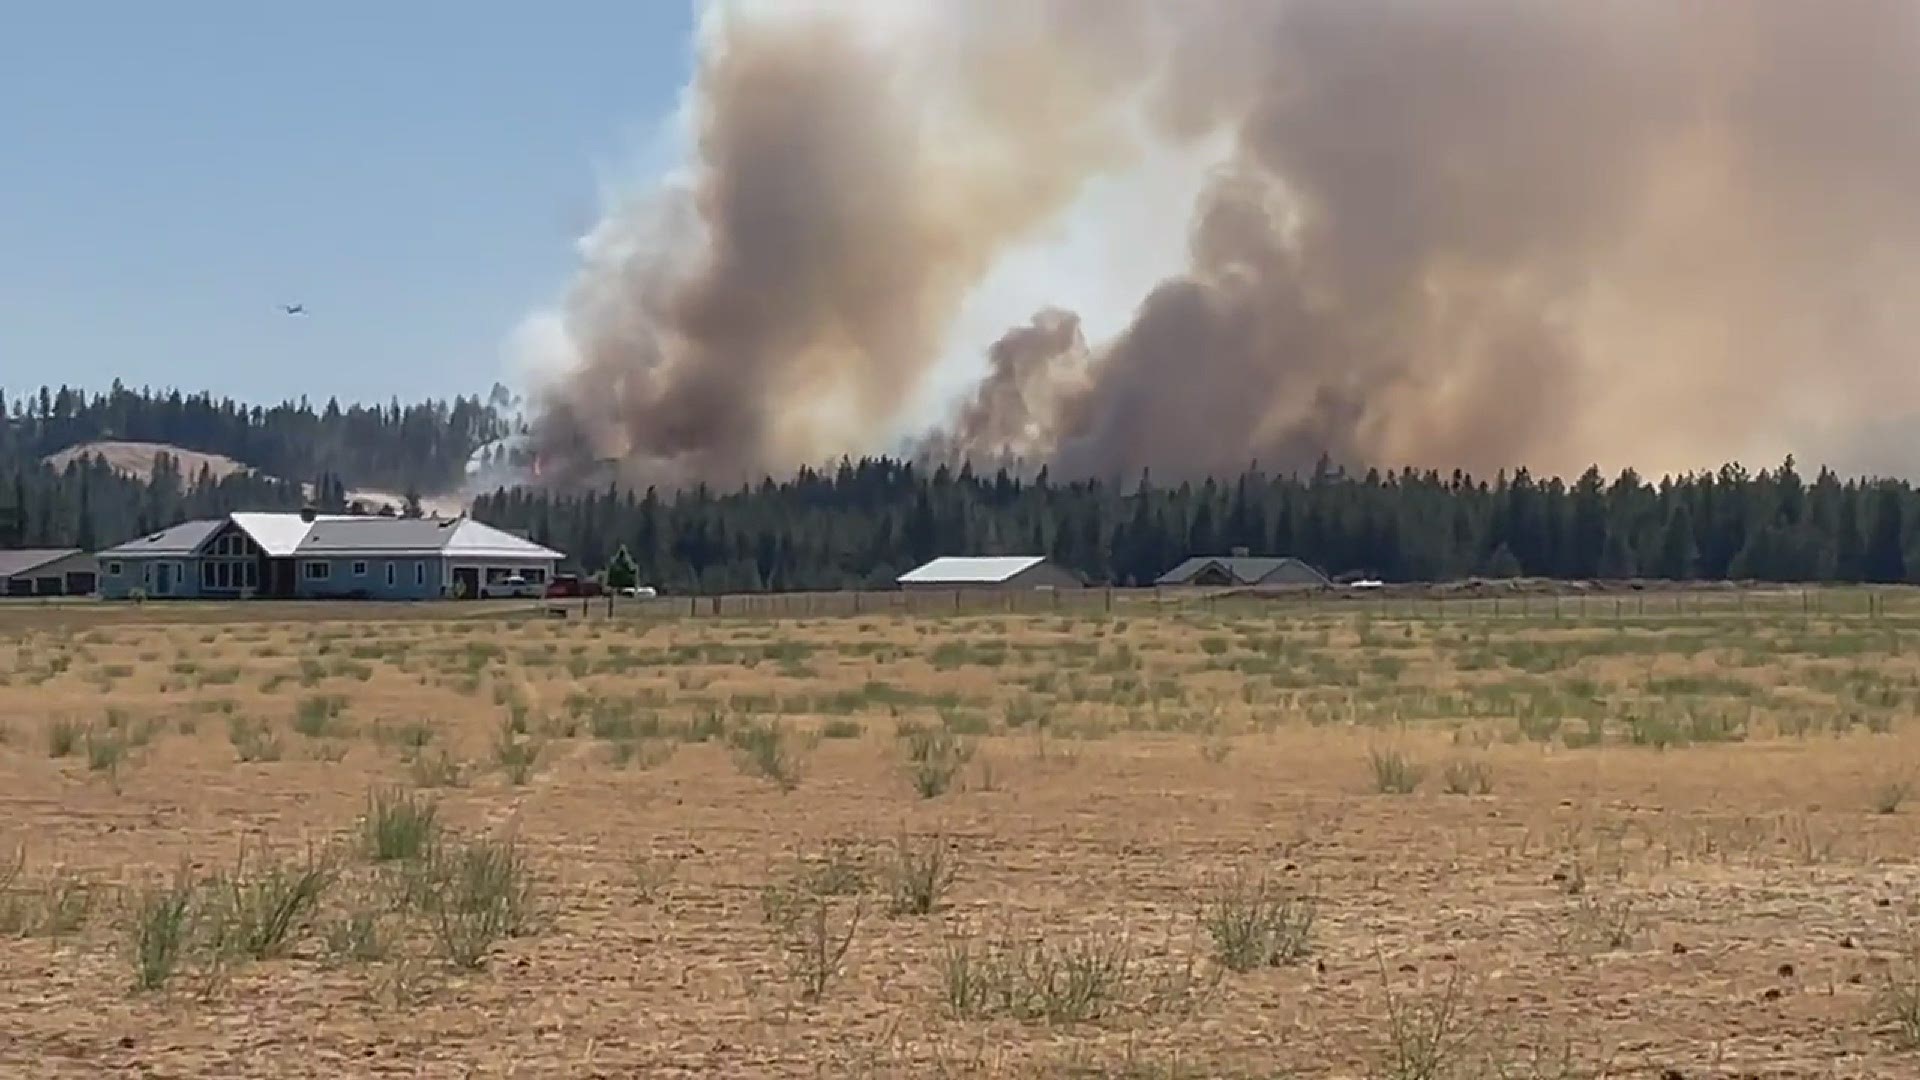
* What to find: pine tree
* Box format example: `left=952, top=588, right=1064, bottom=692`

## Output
left=605, top=545, right=640, bottom=591
left=1866, top=486, right=1907, bottom=584
left=1657, top=505, right=1700, bottom=580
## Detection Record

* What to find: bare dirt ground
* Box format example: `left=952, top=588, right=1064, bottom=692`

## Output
left=3, top=596, right=1920, bottom=1077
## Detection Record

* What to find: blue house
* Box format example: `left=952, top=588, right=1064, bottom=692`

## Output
left=96, top=510, right=564, bottom=601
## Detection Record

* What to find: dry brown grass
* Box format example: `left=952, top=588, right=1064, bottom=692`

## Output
left=4, top=592, right=1920, bottom=1076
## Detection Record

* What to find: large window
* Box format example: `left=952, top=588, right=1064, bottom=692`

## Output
left=304, top=561, right=330, bottom=581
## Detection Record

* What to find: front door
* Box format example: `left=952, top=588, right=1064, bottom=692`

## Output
left=155, top=562, right=173, bottom=596
left=452, top=566, right=480, bottom=600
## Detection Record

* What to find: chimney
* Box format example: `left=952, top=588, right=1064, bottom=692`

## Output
left=299, top=506, right=317, bottom=523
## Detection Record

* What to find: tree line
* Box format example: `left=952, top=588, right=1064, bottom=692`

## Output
left=0, top=383, right=512, bottom=495
left=473, top=456, right=1920, bottom=593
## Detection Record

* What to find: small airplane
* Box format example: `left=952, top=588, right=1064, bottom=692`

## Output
left=281, top=303, right=306, bottom=315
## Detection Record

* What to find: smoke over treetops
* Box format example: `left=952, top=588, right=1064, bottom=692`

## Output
left=523, top=0, right=1920, bottom=489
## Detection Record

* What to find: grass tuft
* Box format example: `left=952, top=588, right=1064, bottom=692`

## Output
left=1202, top=868, right=1316, bottom=973
left=1441, top=758, right=1494, bottom=796
left=729, top=720, right=805, bottom=791
left=884, top=834, right=958, bottom=917
left=125, top=868, right=199, bottom=992
left=1369, top=747, right=1426, bottom=795
left=361, top=787, right=440, bottom=862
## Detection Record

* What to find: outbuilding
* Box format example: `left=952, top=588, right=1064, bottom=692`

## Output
left=0, top=548, right=100, bottom=597
left=896, top=555, right=1083, bottom=591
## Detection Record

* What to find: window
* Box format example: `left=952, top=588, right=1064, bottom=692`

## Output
left=217, top=563, right=231, bottom=589
left=304, top=561, right=330, bottom=581
left=386, top=563, right=396, bottom=587
left=244, top=562, right=257, bottom=589
left=202, top=562, right=216, bottom=587
left=106, top=561, right=122, bottom=577
left=352, top=561, right=368, bottom=578
left=415, top=562, right=425, bottom=586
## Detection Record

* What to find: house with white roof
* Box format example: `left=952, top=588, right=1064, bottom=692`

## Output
left=96, top=509, right=564, bottom=601
left=895, top=555, right=1083, bottom=591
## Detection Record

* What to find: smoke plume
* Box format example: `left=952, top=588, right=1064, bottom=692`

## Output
left=527, top=0, right=1920, bottom=486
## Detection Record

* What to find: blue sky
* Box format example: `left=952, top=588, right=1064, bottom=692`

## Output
left=0, top=1, right=695, bottom=407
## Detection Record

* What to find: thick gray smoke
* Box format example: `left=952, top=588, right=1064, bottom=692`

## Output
left=528, top=0, right=1920, bottom=487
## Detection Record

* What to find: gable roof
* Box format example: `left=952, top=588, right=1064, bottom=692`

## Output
left=296, top=517, right=561, bottom=559
left=97, top=513, right=566, bottom=561
left=229, top=511, right=350, bottom=557
left=297, top=517, right=467, bottom=555
left=440, top=519, right=564, bottom=560
left=0, top=548, right=82, bottom=579
left=98, top=520, right=224, bottom=557
left=898, top=555, right=1047, bottom=584
left=1157, top=556, right=1330, bottom=587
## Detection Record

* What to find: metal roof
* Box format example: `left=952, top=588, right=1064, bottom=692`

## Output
left=1156, top=556, right=1330, bottom=586
left=229, top=511, right=351, bottom=557
left=297, top=517, right=466, bottom=554
left=97, top=513, right=566, bottom=561
left=441, top=519, right=565, bottom=560
left=97, top=520, right=224, bottom=557
left=0, top=548, right=81, bottom=579
left=897, top=555, right=1048, bottom=584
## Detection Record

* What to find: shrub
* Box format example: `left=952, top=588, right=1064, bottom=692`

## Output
left=1878, top=959, right=1920, bottom=1050
left=765, top=887, right=862, bottom=1002
left=904, top=727, right=975, bottom=799
left=361, top=788, right=440, bottom=862
left=1369, top=748, right=1426, bottom=795
left=939, top=928, right=1136, bottom=1024
left=206, top=844, right=337, bottom=960
left=492, top=725, right=541, bottom=786
left=1873, top=777, right=1913, bottom=815
left=291, top=695, right=346, bottom=738
left=820, top=718, right=864, bottom=740
left=85, top=730, right=126, bottom=774
left=884, top=834, right=958, bottom=917
left=418, top=835, right=537, bottom=969
left=126, top=868, right=199, bottom=991
left=729, top=721, right=805, bottom=791
left=1441, top=759, right=1494, bottom=796
left=46, top=718, right=82, bottom=758
left=1202, top=869, right=1317, bottom=973
left=227, top=717, right=284, bottom=763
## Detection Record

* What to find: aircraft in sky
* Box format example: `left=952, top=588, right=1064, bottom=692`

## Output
left=281, top=303, right=306, bottom=315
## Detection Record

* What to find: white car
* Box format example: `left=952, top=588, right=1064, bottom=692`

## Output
left=489, top=574, right=543, bottom=599
left=617, top=585, right=658, bottom=599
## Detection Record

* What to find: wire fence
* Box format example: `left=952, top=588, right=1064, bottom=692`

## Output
left=581, top=585, right=1917, bottom=623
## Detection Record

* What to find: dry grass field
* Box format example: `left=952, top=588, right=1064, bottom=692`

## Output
left=5, top=593, right=1920, bottom=1078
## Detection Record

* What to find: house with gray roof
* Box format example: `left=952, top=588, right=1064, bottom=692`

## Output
left=1156, top=554, right=1330, bottom=588
left=1, top=548, right=100, bottom=597
left=96, top=510, right=563, bottom=601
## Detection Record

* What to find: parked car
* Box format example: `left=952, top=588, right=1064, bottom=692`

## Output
left=546, top=573, right=602, bottom=599
left=485, top=573, right=543, bottom=599
left=617, top=585, right=658, bottom=599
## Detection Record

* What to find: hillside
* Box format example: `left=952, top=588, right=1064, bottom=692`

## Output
left=2, top=383, right=512, bottom=496
left=44, top=440, right=254, bottom=483
left=44, top=440, right=469, bottom=518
